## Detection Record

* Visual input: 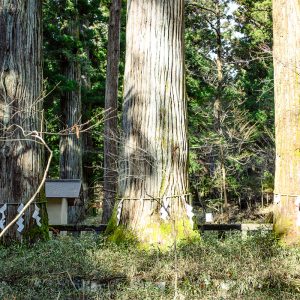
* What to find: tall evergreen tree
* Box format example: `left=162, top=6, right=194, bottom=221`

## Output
left=59, top=0, right=83, bottom=182
left=273, top=0, right=300, bottom=244
left=0, top=1, right=48, bottom=243
left=109, top=0, right=197, bottom=246
left=58, top=0, right=84, bottom=223
left=102, top=0, right=122, bottom=224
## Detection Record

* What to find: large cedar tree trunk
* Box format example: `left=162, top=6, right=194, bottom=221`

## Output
left=59, top=1, right=83, bottom=223
left=102, top=0, right=122, bottom=224
left=0, top=1, right=48, bottom=243
left=273, top=0, right=300, bottom=244
left=110, top=0, right=197, bottom=246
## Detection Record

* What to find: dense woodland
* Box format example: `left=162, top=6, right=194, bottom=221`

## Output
left=1, top=0, right=300, bottom=298
left=44, top=0, right=274, bottom=208
left=0, top=0, right=290, bottom=241
left=42, top=0, right=275, bottom=231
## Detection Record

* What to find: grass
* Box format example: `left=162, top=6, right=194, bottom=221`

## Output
left=1, top=232, right=300, bottom=299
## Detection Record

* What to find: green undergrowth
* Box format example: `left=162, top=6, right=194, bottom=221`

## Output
left=1, top=233, right=300, bottom=299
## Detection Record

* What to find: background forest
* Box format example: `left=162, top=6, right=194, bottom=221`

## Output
left=43, top=0, right=274, bottom=219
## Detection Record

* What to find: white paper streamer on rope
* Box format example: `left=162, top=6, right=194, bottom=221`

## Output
left=185, top=203, right=194, bottom=226
left=274, top=194, right=281, bottom=205
left=116, top=199, right=124, bottom=225
left=205, top=213, right=213, bottom=223
left=0, top=204, right=7, bottom=230
left=32, top=204, right=42, bottom=227
left=182, top=195, right=194, bottom=226
left=160, top=196, right=169, bottom=221
left=16, top=204, right=25, bottom=233
left=295, top=196, right=300, bottom=207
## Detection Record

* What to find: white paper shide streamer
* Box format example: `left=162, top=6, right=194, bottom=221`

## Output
left=160, top=196, right=169, bottom=221
left=182, top=196, right=194, bottom=226
left=16, top=204, right=25, bottom=233
left=185, top=202, right=194, bottom=226
left=0, top=204, right=7, bottom=230
left=116, top=199, right=124, bottom=225
left=32, top=204, right=42, bottom=227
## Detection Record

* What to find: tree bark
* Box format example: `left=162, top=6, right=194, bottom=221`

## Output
left=273, top=0, right=300, bottom=244
left=60, top=4, right=82, bottom=181
left=81, top=19, right=91, bottom=203
left=102, top=0, right=122, bottom=224
left=214, top=0, right=227, bottom=209
left=59, top=1, right=83, bottom=223
left=0, top=1, right=48, bottom=243
left=111, top=0, right=196, bottom=246
left=79, top=3, right=93, bottom=203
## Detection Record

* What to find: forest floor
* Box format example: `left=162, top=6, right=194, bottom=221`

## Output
left=210, top=203, right=274, bottom=224
left=1, top=232, right=300, bottom=299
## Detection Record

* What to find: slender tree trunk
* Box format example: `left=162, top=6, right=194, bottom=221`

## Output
left=60, top=10, right=82, bottom=180
left=273, top=0, right=300, bottom=244
left=213, top=0, right=227, bottom=208
left=0, top=1, right=48, bottom=243
left=214, top=1, right=223, bottom=131
left=102, top=0, right=122, bottom=224
left=110, top=0, right=197, bottom=246
left=81, top=18, right=91, bottom=203
left=60, top=63, right=82, bottom=179
left=59, top=1, right=83, bottom=223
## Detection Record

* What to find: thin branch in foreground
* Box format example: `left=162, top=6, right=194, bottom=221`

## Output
left=0, top=131, right=53, bottom=239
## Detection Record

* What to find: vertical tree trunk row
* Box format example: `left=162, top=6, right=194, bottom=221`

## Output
left=273, top=0, right=300, bottom=244
left=0, top=1, right=48, bottom=243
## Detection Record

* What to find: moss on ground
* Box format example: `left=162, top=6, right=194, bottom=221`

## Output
left=106, top=207, right=200, bottom=250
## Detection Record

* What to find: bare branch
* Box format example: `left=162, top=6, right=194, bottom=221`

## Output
left=0, top=132, right=53, bottom=239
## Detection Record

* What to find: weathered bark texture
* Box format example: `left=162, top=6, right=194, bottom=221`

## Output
left=273, top=0, right=300, bottom=244
left=111, top=0, right=196, bottom=246
left=102, top=0, right=122, bottom=224
left=59, top=1, right=83, bottom=223
left=60, top=60, right=82, bottom=180
left=0, top=1, right=48, bottom=243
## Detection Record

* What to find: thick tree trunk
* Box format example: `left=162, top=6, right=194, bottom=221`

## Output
left=273, top=0, right=300, bottom=244
left=0, top=1, right=48, bottom=243
left=102, top=0, right=122, bottom=224
left=110, top=0, right=197, bottom=246
left=59, top=1, right=83, bottom=223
